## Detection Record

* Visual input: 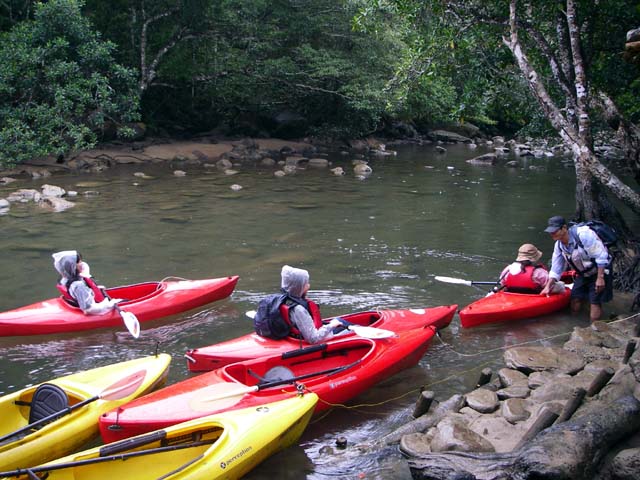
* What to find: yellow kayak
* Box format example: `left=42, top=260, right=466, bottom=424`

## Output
left=0, top=392, right=317, bottom=480
left=0, top=353, right=171, bottom=471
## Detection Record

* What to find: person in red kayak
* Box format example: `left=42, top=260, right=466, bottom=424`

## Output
left=279, top=265, right=342, bottom=344
left=497, top=243, right=564, bottom=294
left=52, top=250, right=121, bottom=315
left=541, top=215, right=612, bottom=321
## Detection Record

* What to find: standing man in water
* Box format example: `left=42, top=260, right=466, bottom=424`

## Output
left=540, top=216, right=613, bottom=321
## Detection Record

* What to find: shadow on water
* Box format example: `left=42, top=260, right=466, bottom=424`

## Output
left=1, top=143, right=638, bottom=478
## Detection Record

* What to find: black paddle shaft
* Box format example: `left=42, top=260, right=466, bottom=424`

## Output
left=0, top=395, right=98, bottom=445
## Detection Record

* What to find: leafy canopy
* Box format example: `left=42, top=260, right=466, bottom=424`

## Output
left=0, top=0, right=139, bottom=167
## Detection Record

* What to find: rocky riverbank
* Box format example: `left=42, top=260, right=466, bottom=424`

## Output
left=368, top=316, right=640, bottom=479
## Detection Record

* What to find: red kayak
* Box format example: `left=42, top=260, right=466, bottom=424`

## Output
left=0, top=276, right=239, bottom=337
left=459, top=286, right=571, bottom=328
left=184, top=305, right=458, bottom=372
left=100, top=324, right=442, bottom=443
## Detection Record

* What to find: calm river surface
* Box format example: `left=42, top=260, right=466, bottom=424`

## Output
left=0, top=142, right=636, bottom=479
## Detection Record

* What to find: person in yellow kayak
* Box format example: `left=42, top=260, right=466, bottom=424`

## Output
left=52, top=250, right=121, bottom=315
left=497, top=243, right=565, bottom=294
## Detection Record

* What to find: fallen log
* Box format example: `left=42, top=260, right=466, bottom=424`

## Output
left=407, top=395, right=640, bottom=480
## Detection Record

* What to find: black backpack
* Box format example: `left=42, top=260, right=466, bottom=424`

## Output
left=253, top=293, right=302, bottom=339
left=569, top=220, right=618, bottom=247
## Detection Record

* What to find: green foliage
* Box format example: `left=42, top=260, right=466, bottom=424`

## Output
left=0, top=0, right=139, bottom=167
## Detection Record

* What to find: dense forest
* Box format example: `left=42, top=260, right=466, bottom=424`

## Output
left=1, top=1, right=638, bottom=157
left=1, top=1, right=639, bottom=296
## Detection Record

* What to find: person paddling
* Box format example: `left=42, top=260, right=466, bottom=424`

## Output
left=497, top=243, right=564, bottom=294
left=52, top=250, right=121, bottom=315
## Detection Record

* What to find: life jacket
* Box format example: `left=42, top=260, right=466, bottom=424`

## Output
left=502, top=264, right=546, bottom=293
left=57, top=276, right=106, bottom=306
left=279, top=297, right=322, bottom=339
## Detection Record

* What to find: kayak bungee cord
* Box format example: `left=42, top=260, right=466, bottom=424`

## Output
left=308, top=358, right=497, bottom=418
left=434, top=310, right=640, bottom=358
left=300, top=312, right=640, bottom=418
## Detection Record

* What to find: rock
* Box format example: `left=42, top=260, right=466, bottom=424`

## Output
left=260, top=157, right=276, bottom=167
left=504, top=346, right=586, bottom=374
left=496, top=385, right=530, bottom=400
left=6, top=189, right=41, bottom=203
left=41, top=184, right=66, bottom=198
left=230, top=184, right=242, bottom=191
left=1, top=177, right=17, bottom=184
left=610, top=447, right=640, bottom=479
left=133, top=172, right=154, bottom=179
left=429, top=417, right=495, bottom=453
left=224, top=169, right=239, bottom=175
left=465, top=415, right=521, bottom=453
left=502, top=398, right=531, bottom=424
left=528, top=370, right=567, bottom=389
left=465, top=388, right=499, bottom=413
left=498, top=368, right=529, bottom=387
left=0, top=199, right=9, bottom=209
left=505, top=160, right=519, bottom=167
left=173, top=170, right=186, bottom=176
left=353, top=163, right=372, bottom=176
left=217, top=158, right=233, bottom=170
left=466, top=153, right=497, bottom=165
left=274, top=170, right=286, bottom=177
left=283, top=165, right=297, bottom=175
left=428, top=129, right=473, bottom=143
left=435, top=146, right=447, bottom=153
left=330, top=167, right=345, bottom=176
left=308, top=158, right=329, bottom=168
left=400, top=432, right=433, bottom=455
left=38, top=196, right=75, bottom=212
left=285, top=155, right=306, bottom=166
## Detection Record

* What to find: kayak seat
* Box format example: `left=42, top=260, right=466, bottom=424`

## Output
left=259, top=366, right=295, bottom=384
left=29, top=383, right=69, bottom=425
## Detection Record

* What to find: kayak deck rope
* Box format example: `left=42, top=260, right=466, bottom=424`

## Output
left=306, top=311, right=639, bottom=415
left=435, top=310, right=640, bottom=358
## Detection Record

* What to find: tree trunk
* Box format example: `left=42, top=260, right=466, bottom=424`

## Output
left=407, top=395, right=640, bottom=480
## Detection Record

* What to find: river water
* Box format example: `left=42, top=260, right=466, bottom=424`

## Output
left=0, top=142, right=636, bottom=479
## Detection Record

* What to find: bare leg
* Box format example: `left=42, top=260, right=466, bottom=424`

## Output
left=570, top=298, right=583, bottom=314
left=590, top=303, right=603, bottom=321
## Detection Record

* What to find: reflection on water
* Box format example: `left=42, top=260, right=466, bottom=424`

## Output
left=0, top=143, right=636, bottom=478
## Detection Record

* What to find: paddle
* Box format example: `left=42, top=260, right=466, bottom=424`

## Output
left=200, top=359, right=362, bottom=404
left=115, top=305, right=140, bottom=339
left=0, top=438, right=217, bottom=478
left=244, top=311, right=395, bottom=339
left=0, top=370, right=146, bottom=445
left=101, top=287, right=140, bottom=338
left=434, top=276, right=498, bottom=286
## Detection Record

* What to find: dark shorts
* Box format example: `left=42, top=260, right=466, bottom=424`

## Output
left=571, top=267, right=613, bottom=305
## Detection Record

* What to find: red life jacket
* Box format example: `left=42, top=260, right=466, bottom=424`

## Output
left=57, top=276, right=106, bottom=305
left=503, top=264, right=546, bottom=293
left=279, top=298, right=322, bottom=339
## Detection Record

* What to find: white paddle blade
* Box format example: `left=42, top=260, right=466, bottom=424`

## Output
left=245, top=310, right=257, bottom=319
left=347, top=325, right=396, bottom=339
left=121, top=311, right=140, bottom=338
left=434, top=276, right=473, bottom=286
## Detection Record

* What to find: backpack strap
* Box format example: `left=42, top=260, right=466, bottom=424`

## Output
left=564, top=227, right=596, bottom=275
